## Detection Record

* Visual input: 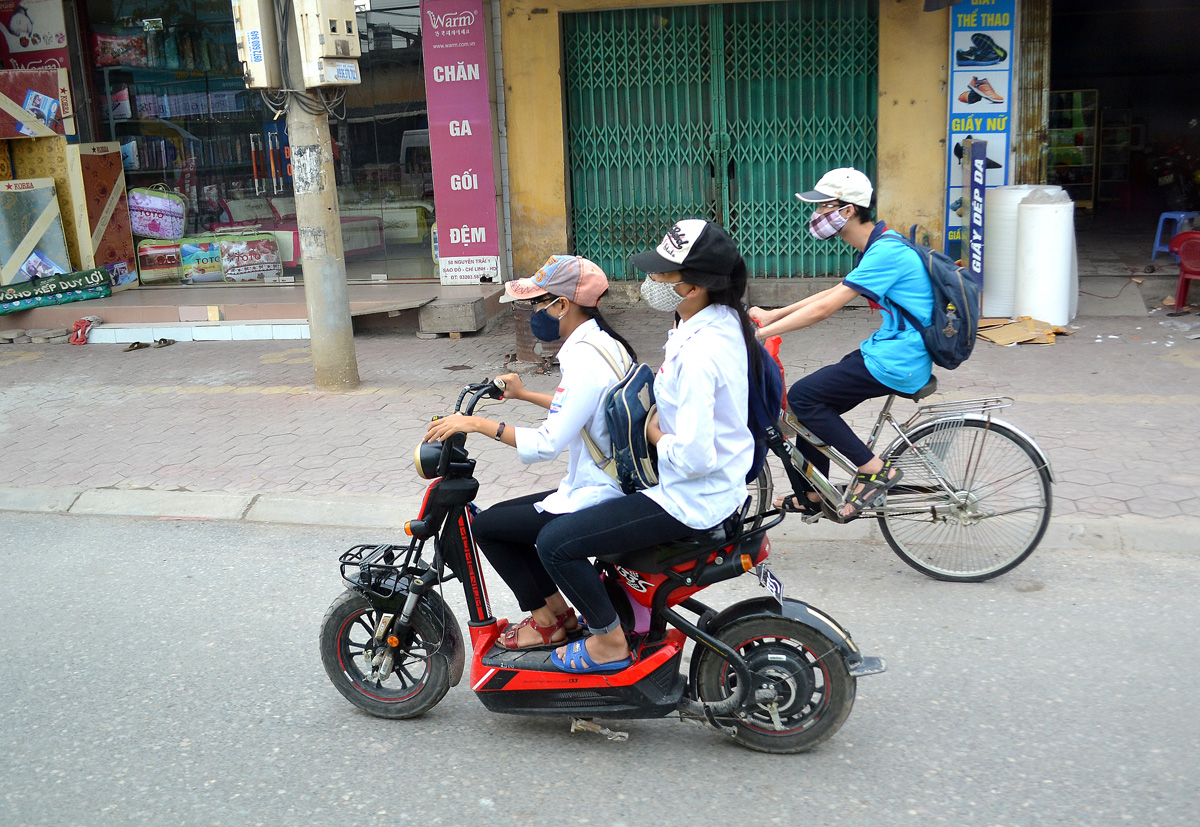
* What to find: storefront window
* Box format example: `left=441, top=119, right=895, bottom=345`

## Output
left=83, top=0, right=433, bottom=283
left=338, top=0, right=435, bottom=279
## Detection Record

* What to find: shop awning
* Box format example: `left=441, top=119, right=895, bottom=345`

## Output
left=923, top=0, right=963, bottom=9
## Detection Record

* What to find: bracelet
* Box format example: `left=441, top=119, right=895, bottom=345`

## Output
left=494, top=422, right=506, bottom=441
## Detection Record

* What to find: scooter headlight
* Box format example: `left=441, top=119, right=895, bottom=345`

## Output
left=414, top=441, right=443, bottom=479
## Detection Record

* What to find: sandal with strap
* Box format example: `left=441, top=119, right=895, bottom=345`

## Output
left=774, top=494, right=822, bottom=516
left=551, top=639, right=633, bottom=674
left=840, top=462, right=904, bottom=519
left=497, top=609, right=578, bottom=650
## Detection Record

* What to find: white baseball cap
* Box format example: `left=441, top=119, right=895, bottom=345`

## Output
left=795, top=167, right=874, bottom=208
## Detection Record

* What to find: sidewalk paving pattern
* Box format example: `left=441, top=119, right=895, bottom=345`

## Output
left=2, top=303, right=1199, bottom=548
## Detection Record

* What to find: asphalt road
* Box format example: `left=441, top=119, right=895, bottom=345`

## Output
left=1, top=512, right=1196, bottom=826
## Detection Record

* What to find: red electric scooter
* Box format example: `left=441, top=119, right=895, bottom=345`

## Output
left=319, top=380, right=884, bottom=753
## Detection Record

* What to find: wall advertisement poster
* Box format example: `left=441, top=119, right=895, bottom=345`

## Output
left=421, top=0, right=499, bottom=285
left=945, top=0, right=1015, bottom=263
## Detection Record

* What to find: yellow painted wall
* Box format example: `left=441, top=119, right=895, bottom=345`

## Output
left=501, top=0, right=949, bottom=276
left=877, top=1, right=949, bottom=246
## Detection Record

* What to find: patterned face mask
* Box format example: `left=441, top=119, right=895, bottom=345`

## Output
left=640, top=277, right=686, bottom=312
left=809, top=205, right=849, bottom=240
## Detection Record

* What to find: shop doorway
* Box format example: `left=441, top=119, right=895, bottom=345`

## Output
left=562, top=0, right=878, bottom=280
left=1049, top=0, right=1200, bottom=274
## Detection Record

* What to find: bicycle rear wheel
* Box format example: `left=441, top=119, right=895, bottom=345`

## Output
left=746, top=465, right=773, bottom=531
left=878, top=418, right=1051, bottom=582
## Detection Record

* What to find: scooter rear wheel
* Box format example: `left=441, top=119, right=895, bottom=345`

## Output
left=320, top=590, right=450, bottom=719
left=693, top=617, right=855, bottom=754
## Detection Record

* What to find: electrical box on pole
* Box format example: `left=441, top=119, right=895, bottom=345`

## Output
left=231, top=0, right=283, bottom=89
left=293, top=0, right=362, bottom=87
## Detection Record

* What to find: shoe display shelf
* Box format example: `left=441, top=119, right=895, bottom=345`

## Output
left=1098, top=109, right=1132, bottom=208
left=1047, top=89, right=1099, bottom=209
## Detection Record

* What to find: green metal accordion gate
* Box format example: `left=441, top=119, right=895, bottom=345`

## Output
left=563, top=0, right=878, bottom=280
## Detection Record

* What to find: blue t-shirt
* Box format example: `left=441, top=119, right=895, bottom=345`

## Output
left=842, top=228, right=934, bottom=394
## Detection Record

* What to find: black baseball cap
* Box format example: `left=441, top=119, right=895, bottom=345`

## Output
left=631, top=219, right=742, bottom=289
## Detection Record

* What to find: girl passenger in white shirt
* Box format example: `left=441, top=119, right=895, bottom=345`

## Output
left=538, top=220, right=758, bottom=674
left=424, top=255, right=635, bottom=649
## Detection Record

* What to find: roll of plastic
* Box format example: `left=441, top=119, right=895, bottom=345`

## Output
left=981, top=185, right=1039, bottom=318
left=1013, top=189, right=1075, bottom=326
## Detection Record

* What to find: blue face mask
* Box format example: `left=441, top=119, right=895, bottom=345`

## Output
left=529, top=299, right=564, bottom=342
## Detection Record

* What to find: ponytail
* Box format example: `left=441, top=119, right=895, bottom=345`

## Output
left=581, top=302, right=638, bottom=362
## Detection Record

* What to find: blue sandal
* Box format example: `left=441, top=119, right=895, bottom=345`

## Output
left=551, top=639, right=632, bottom=674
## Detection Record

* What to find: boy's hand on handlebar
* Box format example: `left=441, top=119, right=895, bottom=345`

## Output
left=425, top=413, right=476, bottom=443
left=495, top=373, right=523, bottom=400
left=748, top=306, right=774, bottom=326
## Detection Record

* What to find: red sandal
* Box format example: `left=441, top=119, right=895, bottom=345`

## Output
left=497, top=609, right=578, bottom=650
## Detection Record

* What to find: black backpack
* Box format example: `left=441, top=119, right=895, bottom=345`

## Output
left=879, top=236, right=981, bottom=371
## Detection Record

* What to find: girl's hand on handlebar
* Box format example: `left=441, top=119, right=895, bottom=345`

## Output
left=495, top=373, right=523, bottom=400
left=425, top=413, right=476, bottom=443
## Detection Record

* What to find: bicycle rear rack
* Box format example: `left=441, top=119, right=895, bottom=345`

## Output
left=904, top=395, right=1013, bottom=427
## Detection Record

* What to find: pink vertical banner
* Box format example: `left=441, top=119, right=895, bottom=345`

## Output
left=421, top=0, right=500, bottom=285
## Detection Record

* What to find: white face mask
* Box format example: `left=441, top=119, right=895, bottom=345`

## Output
left=641, top=277, right=686, bottom=312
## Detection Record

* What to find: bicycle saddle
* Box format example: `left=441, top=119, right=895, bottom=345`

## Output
left=899, top=375, right=938, bottom=402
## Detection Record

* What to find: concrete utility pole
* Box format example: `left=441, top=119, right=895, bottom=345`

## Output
left=287, top=97, right=360, bottom=390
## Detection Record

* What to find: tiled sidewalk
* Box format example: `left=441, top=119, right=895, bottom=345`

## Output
left=2, top=303, right=1198, bottom=521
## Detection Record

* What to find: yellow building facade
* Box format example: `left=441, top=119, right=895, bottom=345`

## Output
left=498, top=0, right=950, bottom=277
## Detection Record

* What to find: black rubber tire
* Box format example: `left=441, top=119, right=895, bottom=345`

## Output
left=693, top=617, right=856, bottom=754
left=319, top=590, right=451, bottom=719
left=879, top=419, right=1052, bottom=582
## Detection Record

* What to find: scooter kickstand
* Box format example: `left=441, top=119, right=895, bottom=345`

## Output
left=569, top=717, right=629, bottom=742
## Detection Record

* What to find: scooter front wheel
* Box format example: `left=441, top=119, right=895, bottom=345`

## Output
left=693, top=617, right=855, bottom=754
left=319, top=590, right=451, bottom=719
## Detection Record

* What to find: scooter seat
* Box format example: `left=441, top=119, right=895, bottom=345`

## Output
left=596, top=522, right=735, bottom=575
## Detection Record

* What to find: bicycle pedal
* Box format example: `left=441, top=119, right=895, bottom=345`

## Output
left=801, top=512, right=823, bottom=525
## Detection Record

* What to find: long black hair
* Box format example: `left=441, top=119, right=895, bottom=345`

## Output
left=548, top=288, right=636, bottom=362
left=685, top=259, right=762, bottom=381
left=580, top=301, right=637, bottom=362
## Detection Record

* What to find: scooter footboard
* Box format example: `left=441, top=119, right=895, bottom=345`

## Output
left=472, top=630, right=688, bottom=719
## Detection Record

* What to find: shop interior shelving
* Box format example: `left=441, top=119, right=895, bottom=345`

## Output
left=1047, top=89, right=1099, bottom=209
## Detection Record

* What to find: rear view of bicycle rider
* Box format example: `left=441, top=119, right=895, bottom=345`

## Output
left=749, top=168, right=934, bottom=519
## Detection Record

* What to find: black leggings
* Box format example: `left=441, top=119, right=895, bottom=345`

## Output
left=536, top=493, right=697, bottom=635
left=470, top=491, right=562, bottom=613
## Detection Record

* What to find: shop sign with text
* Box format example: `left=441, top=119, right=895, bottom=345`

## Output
left=944, top=0, right=1014, bottom=261
left=421, top=0, right=499, bottom=285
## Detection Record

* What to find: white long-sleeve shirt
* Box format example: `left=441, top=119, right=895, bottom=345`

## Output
left=513, top=319, right=626, bottom=515
left=644, top=304, right=753, bottom=530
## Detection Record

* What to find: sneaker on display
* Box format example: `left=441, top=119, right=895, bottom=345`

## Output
left=967, top=76, right=1004, bottom=104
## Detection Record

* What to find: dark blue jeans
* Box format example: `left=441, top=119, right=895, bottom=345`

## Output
left=787, top=349, right=897, bottom=490
left=536, top=493, right=696, bottom=635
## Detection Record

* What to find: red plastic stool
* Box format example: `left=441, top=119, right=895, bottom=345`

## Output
left=1169, top=231, right=1200, bottom=310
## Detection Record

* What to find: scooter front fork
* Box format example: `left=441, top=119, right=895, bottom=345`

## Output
left=365, top=568, right=439, bottom=681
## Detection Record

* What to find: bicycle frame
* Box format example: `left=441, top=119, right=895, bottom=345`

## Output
left=768, top=393, right=1019, bottom=520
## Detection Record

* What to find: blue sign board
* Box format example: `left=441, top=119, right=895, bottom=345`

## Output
left=944, top=0, right=1016, bottom=262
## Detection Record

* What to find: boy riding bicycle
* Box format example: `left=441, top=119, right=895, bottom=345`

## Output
left=749, top=168, right=934, bottom=518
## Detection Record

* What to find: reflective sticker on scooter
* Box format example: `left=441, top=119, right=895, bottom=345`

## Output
left=550, top=386, right=567, bottom=413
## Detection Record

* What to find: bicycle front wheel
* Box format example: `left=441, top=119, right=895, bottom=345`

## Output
left=878, top=418, right=1052, bottom=582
